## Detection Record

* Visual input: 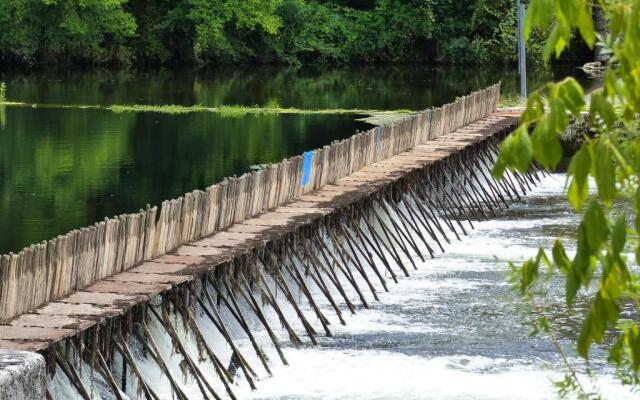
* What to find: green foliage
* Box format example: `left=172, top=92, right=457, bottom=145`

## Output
left=495, top=0, right=640, bottom=397
left=0, top=0, right=556, bottom=65
left=186, top=0, right=284, bottom=63
left=0, top=82, right=6, bottom=103
left=0, top=0, right=136, bottom=64
left=434, top=0, right=547, bottom=64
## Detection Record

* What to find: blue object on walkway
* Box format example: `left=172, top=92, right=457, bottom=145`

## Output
left=424, top=109, right=432, bottom=127
left=301, top=151, right=313, bottom=187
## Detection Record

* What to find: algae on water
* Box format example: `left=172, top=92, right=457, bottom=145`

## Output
left=0, top=82, right=6, bottom=103
left=0, top=100, right=416, bottom=125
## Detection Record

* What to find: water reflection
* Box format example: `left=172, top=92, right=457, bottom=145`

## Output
left=0, top=108, right=366, bottom=254
left=0, top=65, right=597, bottom=254
left=0, top=65, right=597, bottom=110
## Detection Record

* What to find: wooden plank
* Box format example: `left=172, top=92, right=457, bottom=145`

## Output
left=153, top=254, right=207, bottom=265
left=275, top=206, right=333, bottom=215
left=313, top=185, right=356, bottom=194
left=194, top=237, right=250, bottom=247
left=0, top=339, right=49, bottom=352
left=241, top=217, right=292, bottom=227
left=175, top=245, right=228, bottom=257
left=37, top=302, right=124, bottom=318
left=226, top=224, right=271, bottom=233
left=84, top=280, right=170, bottom=297
left=60, top=291, right=144, bottom=307
left=206, top=231, right=261, bottom=240
left=281, top=200, right=324, bottom=208
left=128, top=262, right=189, bottom=275
left=0, top=326, right=76, bottom=342
left=0, top=104, right=516, bottom=348
left=10, top=314, right=95, bottom=330
left=107, top=272, right=190, bottom=285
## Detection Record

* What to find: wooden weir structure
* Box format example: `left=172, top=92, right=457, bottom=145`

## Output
left=0, top=83, right=539, bottom=399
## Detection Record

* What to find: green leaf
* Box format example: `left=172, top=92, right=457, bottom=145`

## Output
left=555, top=0, right=577, bottom=29
left=636, top=187, right=640, bottom=233
left=520, top=258, right=540, bottom=294
left=583, top=200, right=608, bottom=252
left=590, top=91, right=616, bottom=129
left=524, top=0, right=552, bottom=39
left=531, top=122, right=563, bottom=170
left=549, top=97, right=570, bottom=133
left=611, top=214, right=627, bottom=256
left=593, top=140, right=616, bottom=205
left=492, top=155, right=507, bottom=179
left=552, top=240, right=570, bottom=273
left=568, top=179, right=588, bottom=212
left=578, top=311, right=593, bottom=357
left=512, top=127, right=533, bottom=172
left=567, top=144, right=591, bottom=210
left=629, top=326, right=640, bottom=371
left=566, top=259, right=582, bottom=305
left=521, top=92, right=545, bottom=123
left=543, top=24, right=562, bottom=61
left=559, top=78, right=586, bottom=115
left=567, top=225, right=592, bottom=304
left=576, top=2, right=596, bottom=48
left=501, top=126, right=533, bottom=173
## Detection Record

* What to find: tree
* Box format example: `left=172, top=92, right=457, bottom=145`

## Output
left=493, top=0, right=640, bottom=397
left=0, top=0, right=136, bottom=64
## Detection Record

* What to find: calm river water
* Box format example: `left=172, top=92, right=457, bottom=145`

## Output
left=0, top=65, right=596, bottom=254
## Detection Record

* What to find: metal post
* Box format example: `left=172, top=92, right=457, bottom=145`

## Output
left=517, top=0, right=527, bottom=99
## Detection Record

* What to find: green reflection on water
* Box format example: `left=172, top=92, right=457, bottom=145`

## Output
left=0, top=65, right=595, bottom=254
left=0, top=107, right=367, bottom=254
left=0, top=65, right=596, bottom=110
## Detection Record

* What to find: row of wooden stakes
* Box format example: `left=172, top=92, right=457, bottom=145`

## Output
left=0, top=84, right=501, bottom=322
left=51, top=124, right=544, bottom=400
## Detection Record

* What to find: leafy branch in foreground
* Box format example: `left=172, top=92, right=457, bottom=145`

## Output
left=494, top=0, right=640, bottom=397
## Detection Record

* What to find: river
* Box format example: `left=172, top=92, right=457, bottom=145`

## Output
left=229, top=173, right=631, bottom=400
left=47, top=173, right=632, bottom=399
left=3, top=64, right=626, bottom=399
left=0, top=64, right=597, bottom=255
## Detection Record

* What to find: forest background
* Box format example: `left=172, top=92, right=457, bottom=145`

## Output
left=0, top=0, right=592, bottom=67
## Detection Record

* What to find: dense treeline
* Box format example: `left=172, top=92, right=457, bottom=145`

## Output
left=0, top=0, right=589, bottom=66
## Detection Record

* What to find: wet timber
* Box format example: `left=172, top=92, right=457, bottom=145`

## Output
left=0, top=84, right=548, bottom=399
left=0, top=111, right=520, bottom=353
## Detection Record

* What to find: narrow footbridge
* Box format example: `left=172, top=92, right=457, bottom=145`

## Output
left=0, top=84, right=537, bottom=399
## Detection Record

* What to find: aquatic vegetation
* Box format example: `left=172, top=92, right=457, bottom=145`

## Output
left=108, top=104, right=202, bottom=114
left=0, top=82, right=6, bottom=103
left=5, top=100, right=414, bottom=125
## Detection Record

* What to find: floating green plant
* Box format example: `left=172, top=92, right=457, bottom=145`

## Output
left=0, top=100, right=416, bottom=125
left=108, top=104, right=201, bottom=114
left=0, top=82, right=6, bottom=103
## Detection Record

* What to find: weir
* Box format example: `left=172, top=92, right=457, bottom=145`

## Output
left=0, top=84, right=541, bottom=399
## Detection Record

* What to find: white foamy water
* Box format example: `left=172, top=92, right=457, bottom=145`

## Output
left=240, top=350, right=632, bottom=400
left=232, top=173, right=633, bottom=400
left=50, top=174, right=636, bottom=399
